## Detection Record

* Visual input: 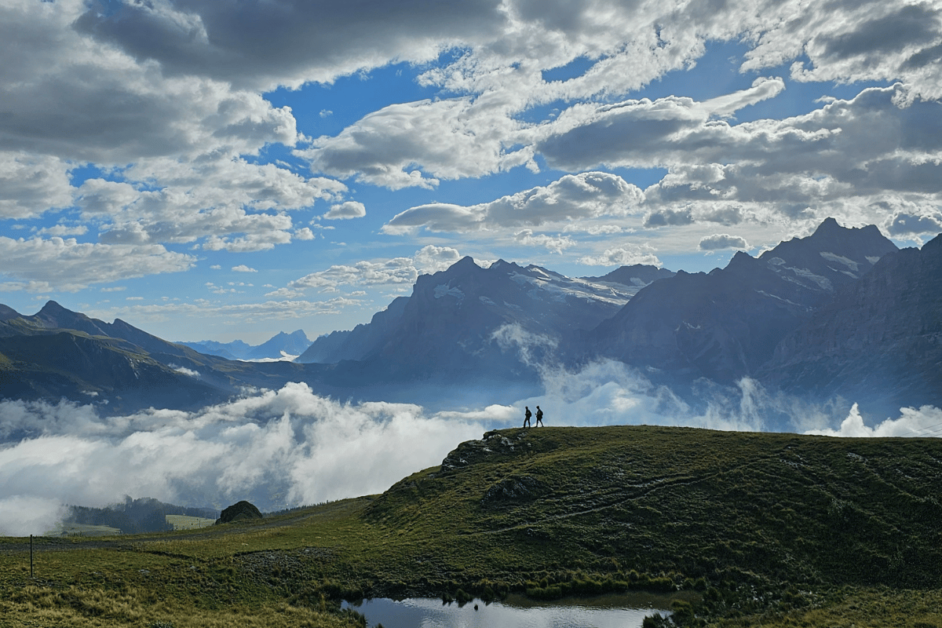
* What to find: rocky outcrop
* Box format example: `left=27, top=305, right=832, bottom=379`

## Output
left=481, top=475, right=545, bottom=508
left=216, top=500, right=263, bottom=525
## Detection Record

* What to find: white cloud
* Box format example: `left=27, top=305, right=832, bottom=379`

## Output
left=544, top=85, right=942, bottom=227
left=281, top=245, right=464, bottom=292
left=578, top=244, right=661, bottom=267
left=232, top=265, right=257, bottom=273
left=0, top=236, right=195, bottom=292
left=413, top=244, right=461, bottom=273
left=301, top=97, right=531, bottom=190
left=288, top=258, right=419, bottom=291
left=0, top=153, right=74, bottom=219
left=1, top=0, right=942, bottom=293
left=0, top=384, right=484, bottom=534
left=79, top=160, right=346, bottom=252
left=805, top=403, right=942, bottom=438
left=37, top=224, right=88, bottom=237
left=383, top=172, right=643, bottom=234
left=86, top=296, right=364, bottom=326
left=0, top=496, right=67, bottom=537
left=171, top=365, right=201, bottom=378
left=514, top=230, right=575, bottom=254
left=699, top=233, right=750, bottom=251
left=323, top=200, right=366, bottom=220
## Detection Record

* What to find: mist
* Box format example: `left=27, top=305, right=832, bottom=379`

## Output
left=0, top=356, right=939, bottom=536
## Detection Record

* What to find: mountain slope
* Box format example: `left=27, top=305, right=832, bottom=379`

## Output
left=299, top=258, right=669, bottom=387
left=298, top=296, right=410, bottom=364
left=345, top=257, right=649, bottom=383
left=0, top=329, right=229, bottom=417
left=5, top=426, right=940, bottom=627
left=182, top=330, right=312, bottom=361
left=0, top=302, right=295, bottom=415
left=587, top=219, right=898, bottom=384
left=760, top=232, right=942, bottom=412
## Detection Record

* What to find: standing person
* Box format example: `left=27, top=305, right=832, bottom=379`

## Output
left=536, top=406, right=544, bottom=427
left=524, top=406, right=532, bottom=428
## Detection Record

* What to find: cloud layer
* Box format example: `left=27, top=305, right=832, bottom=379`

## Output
left=4, top=347, right=938, bottom=536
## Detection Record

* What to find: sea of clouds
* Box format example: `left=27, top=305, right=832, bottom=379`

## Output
left=1, top=357, right=941, bottom=536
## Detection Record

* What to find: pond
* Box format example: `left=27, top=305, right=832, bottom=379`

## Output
left=343, top=592, right=674, bottom=628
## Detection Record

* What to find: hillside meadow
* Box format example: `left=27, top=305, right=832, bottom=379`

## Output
left=1, top=426, right=941, bottom=627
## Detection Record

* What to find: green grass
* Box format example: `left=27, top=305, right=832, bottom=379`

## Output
left=165, top=516, right=215, bottom=531
left=2, top=426, right=941, bottom=627
left=45, top=523, right=124, bottom=537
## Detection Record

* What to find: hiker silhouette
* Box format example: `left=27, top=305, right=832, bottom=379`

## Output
left=536, top=406, right=544, bottom=427
left=523, top=406, right=532, bottom=428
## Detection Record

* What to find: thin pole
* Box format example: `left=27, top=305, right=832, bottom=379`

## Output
left=30, top=534, right=33, bottom=578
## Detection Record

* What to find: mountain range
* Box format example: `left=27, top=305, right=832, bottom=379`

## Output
left=179, top=330, right=312, bottom=361
left=1, top=218, right=939, bottom=420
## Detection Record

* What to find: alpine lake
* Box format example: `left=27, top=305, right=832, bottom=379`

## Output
left=343, top=591, right=685, bottom=628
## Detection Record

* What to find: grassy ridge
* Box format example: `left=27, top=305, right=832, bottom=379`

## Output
left=2, top=426, right=941, bottom=627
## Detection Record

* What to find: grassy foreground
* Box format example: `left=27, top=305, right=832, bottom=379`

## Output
left=2, top=425, right=942, bottom=627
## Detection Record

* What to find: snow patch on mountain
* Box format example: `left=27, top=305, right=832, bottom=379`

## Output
left=820, top=251, right=859, bottom=273
left=784, top=267, right=833, bottom=291
left=434, top=284, right=464, bottom=300
left=511, top=268, right=636, bottom=307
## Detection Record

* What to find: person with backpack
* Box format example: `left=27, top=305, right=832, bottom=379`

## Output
left=536, top=406, right=544, bottom=427
left=523, top=406, right=532, bottom=428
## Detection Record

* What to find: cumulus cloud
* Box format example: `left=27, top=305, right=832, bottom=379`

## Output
left=383, top=172, right=643, bottom=234
left=578, top=243, right=661, bottom=267
left=413, top=244, right=461, bottom=274
left=323, top=201, right=366, bottom=220
left=547, top=85, right=942, bottom=226
left=0, top=153, right=74, bottom=219
left=287, top=258, right=419, bottom=292
left=232, top=265, right=257, bottom=273
left=79, top=160, right=346, bottom=253
left=301, top=97, right=532, bottom=190
left=72, top=0, right=507, bottom=92
left=699, top=234, right=750, bottom=251
left=3, top=0, right=942, bottom=300
left=0, top=1, right=298, bottom=164
left=0, top=237, right=195, bottom=292
left=514, top=230, right=575, bottom=254
left=280, top=245, right=464, bottom=293
left=805, top=403, right=942, bottom=438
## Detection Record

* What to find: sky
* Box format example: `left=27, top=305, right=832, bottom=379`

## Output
left=2, top=0, right=942, bottom=344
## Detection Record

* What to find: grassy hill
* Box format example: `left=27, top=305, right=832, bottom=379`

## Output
left=1, top=426, right=941, bottom=627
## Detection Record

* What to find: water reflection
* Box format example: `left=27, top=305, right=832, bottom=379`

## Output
left=344, top=593, right=672, bottom=628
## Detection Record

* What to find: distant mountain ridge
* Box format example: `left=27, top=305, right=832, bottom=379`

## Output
left=297, top=260, right=675, bottom=383
left=2, top=218, right=940, bottom=419
left=180, top=330, right=312, bottom=361
left=586, top=218, right=900, bottom=384
left=760, top=231, right=942, bottom=411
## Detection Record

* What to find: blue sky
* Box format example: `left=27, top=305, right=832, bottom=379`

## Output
left=1, top=0, right=941, bottom=344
